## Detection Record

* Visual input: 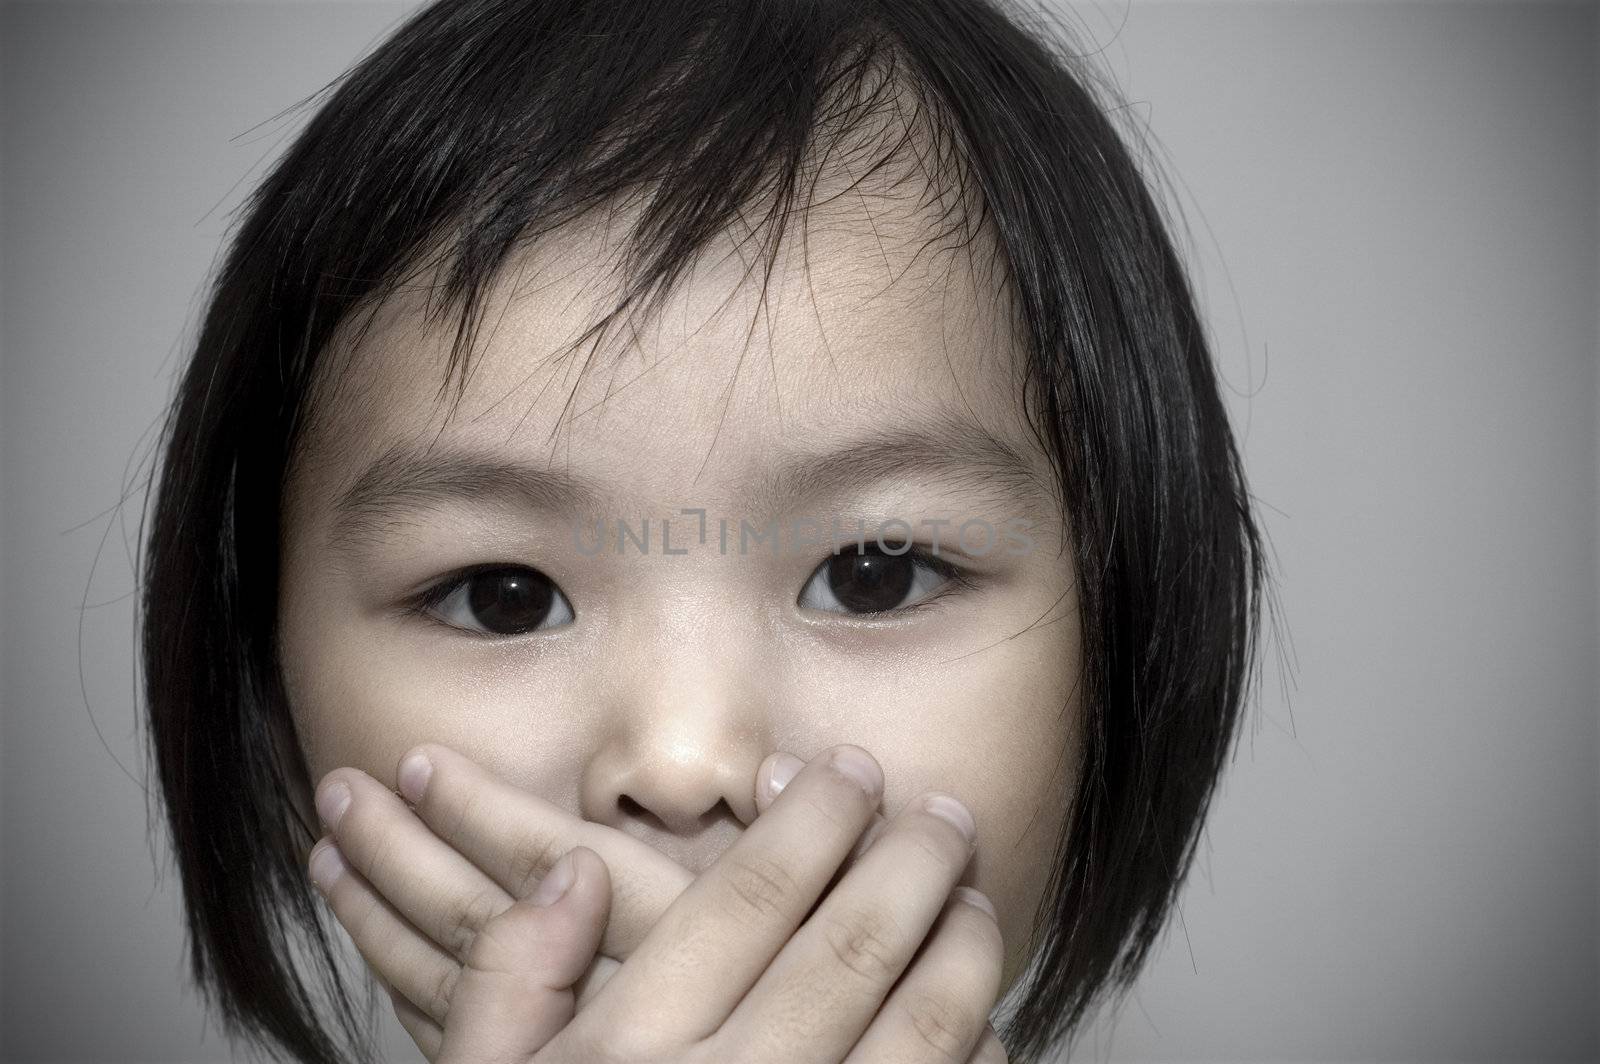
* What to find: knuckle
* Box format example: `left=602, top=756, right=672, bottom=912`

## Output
left=949, top=894, right=1005, bottom=953
left=901, top=987, right=977, bottom=1061
left=797, top=786, right=862, bottom=832
left=915, top=797, right=976, bottom=857
left=343, top=888, right=386, bottom=946
left=907, top=819, right=967, bottom=869
left=853, top=816, right=888, bottom=851
left=506, top=831, right=565, bottom=899
left=362, top=825, right=404, bottom=886
left=821, top=903, right=903, bottom=982
left=965, top=906, right=1007, bottom=971
left=467, top=902, right=541, bottom=974
left=718, top=850, right=800, bottom=927
left=441, top=785, right=482, bottom=850
left=424, top=961, right=458, bottom=1023
left=439, top=887, right=504, bottom=958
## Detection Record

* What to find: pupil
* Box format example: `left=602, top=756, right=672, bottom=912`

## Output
left=826, top=547, right=914, bottom=613
left=467, top=568, right=553, bottom=634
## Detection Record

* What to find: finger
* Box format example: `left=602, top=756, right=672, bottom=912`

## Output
left=581, top=744, right=885, bottom=1048
left=965, top=1024, right=1010, bottom=1064
left=756, top=751, right=891, bottom=882
left=840, top=889, right=1004, bottom=1064
left=435, top=846, right=610, bottom=1064
left=573, top=951, right=623, bottom=1012
left=396, top=742, right=693, bottom=963
left=307, top=838, right=462, bottom=1027
left=315, top=767, right=516, bottom=963
left=717, top=788, right=980, bottom=1061
left=388, top=981, right=444, bottom=1061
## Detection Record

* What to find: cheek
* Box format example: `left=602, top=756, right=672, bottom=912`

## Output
left=840, top=643, right=1082, bottom=985
left=279, top=608, right=403, bottom=783
left=279, top=602, right=583, bottom=791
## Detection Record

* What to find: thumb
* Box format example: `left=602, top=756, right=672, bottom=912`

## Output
left=436, top=846, right=610, bottom=1064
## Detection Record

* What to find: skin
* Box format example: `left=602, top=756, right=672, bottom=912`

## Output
left=276, top=178, right=1085, bottom=1055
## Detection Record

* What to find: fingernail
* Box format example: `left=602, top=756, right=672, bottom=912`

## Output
left=316, top=780, right=352, bottom=829
left=953, top=886, right=997, bottom=921
left=762, top=753, right=804, bottom=802
left=397, top=751, right=433, bottom=804
left=828, top=746, right=883, bottom=798
left=533, top=850, right=577, bottom=907
left=309, top=839, right=347, bottom=892
left=923, top=793, right=976, bottom=844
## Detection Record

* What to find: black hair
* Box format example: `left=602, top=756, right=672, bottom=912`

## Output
left=136, top=0, right=1272, bottom=1061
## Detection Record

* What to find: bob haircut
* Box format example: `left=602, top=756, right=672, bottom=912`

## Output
left=136, top=0, right=1269, bottom=1061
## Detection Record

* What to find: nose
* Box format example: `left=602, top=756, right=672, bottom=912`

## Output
left=578, top=599, right=777, bottom=873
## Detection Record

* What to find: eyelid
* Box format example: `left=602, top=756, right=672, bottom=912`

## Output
left=885, top=542, right=968, bottom=582
left=406, top=561, right=519, bottom=614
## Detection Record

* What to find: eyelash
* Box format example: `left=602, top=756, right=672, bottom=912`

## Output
left=400, top=543, right=976, bottom=636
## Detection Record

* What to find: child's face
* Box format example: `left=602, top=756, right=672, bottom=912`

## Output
left=278, top=191, right=1085, bottom=996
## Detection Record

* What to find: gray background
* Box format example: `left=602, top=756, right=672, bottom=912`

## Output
left=3, top=1, right=1596, bottom=1060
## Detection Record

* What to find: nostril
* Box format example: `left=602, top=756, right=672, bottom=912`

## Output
left=618, top=794, right=732, bottom=837
left=614, top=796, right=678, bottom=838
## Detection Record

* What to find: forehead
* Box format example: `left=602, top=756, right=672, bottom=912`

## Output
left=288, top=185, right=1047, bottom=522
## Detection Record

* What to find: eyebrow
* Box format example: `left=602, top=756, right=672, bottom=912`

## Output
left=326, top=413, right=1056, bottom=558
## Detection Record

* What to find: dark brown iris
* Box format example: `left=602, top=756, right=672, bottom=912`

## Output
left=824, top=547, right=915, bottom=613
left=466, top=568, right=555, bottom=634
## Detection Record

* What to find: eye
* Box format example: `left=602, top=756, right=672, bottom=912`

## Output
left=797, top=543, right=970, bottom=616
left=408, top=564, right=574, bottom=637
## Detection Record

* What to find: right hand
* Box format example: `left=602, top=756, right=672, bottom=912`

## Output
left=310, top=743, right=1007, bottom=1062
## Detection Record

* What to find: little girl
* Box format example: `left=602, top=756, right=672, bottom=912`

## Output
left=137, top=0, right=1268, bottom=1061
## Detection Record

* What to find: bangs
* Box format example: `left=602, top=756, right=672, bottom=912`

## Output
left=278, top=7, right=1005, bottom=464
